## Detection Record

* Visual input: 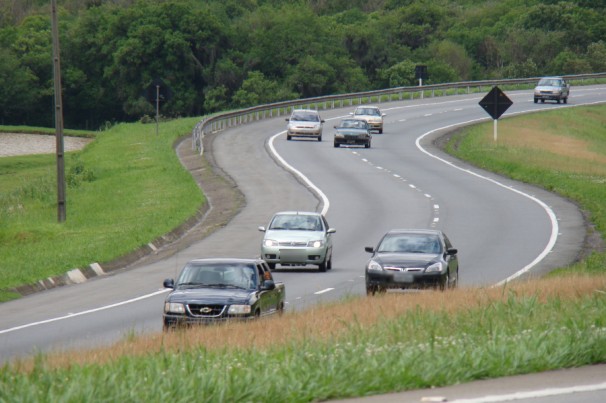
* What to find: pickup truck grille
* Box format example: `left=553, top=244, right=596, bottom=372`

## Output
left=187, top=304, right=226, bottom=317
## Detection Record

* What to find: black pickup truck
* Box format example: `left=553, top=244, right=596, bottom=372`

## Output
left=162, top=258, right=285, bottom=330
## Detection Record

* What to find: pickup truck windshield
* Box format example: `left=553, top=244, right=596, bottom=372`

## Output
left=177, top=263, right=257, bottom=289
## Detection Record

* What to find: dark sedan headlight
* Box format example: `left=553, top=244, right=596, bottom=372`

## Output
left=164, top=302, right=185, bottom=314
left=307, top=239, right=325, bottom=248
left=367, top=260, right=383, bottom=271
left=425, top=262, right=444, bottom=273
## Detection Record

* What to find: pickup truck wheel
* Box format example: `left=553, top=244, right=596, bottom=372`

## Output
left=278, top=302, right=285, bottom=316
left=365, top=142, right=371, bottom=149
left=534, top=98, right=538, bottom=103
left=557, top=99, right=561, bottom=104
left=564, top=97, right=568, bottom=104
left=317, top=135, right=322, bottom=142
left=366, top=285, right=377, bottom=295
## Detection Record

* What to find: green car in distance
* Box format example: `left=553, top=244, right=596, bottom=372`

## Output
left=333, top=118, right=372, bottom=148
left=258, top=211, right=336, bottom=272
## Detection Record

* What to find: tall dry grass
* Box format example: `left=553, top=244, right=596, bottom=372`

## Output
left=13, top=274, right=604, bottom=373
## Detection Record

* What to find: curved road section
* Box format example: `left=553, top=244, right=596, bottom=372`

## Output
left=0, top=86, right=604, bottom=364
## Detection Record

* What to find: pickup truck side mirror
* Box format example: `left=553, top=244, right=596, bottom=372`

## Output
left=163, top=278, right=175, bottom=289
left=365, top=246, right=375, bottom=253
left=261, top=279, right=276, bottom=291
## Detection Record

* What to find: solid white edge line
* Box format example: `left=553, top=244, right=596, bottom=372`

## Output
left=268, top=129, right=336, bottom=216
left=449, top=381, right=606, bottom=403
left=0, top=289, right=170, bottom=335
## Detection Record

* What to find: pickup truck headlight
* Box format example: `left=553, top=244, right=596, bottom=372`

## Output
left=307, top=239, right=324, bottom=248
left=228, top=305, right=252, bottom=315
left=164, top=302, right=185, bottom=314
left=367, top=260, right=383, bottom=272
left=425, top=262, right=444, bottom=273
left=264, top=239, right=278, bottom=247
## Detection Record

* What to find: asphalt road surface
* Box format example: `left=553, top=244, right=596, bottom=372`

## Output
left=1, top=85, right=605, bottom=401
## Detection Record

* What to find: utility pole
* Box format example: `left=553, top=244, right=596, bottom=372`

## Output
left=51, top=0, right=66, bottom=222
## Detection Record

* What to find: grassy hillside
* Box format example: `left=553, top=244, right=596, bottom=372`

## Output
left=0, top=119, right=204, bottom=301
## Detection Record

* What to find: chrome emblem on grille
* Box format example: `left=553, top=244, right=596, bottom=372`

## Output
left=200, top=307, right=212, bottom=314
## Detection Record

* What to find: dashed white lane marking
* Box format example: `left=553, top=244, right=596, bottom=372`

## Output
left=315, top=288, right=334, bottom=295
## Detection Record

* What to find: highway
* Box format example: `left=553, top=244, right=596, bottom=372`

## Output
left=1, top=85, right=604, bottom=368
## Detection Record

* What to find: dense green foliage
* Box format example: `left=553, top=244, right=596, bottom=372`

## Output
left=1, top=0, right=605, bottom=129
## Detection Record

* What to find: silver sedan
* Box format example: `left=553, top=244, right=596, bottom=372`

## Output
left=258, top=211, right=336, bottom=272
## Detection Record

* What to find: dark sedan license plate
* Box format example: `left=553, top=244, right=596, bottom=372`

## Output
left=393, top=272, right=414, bottom=283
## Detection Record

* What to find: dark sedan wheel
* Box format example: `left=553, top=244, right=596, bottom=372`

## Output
left=319, top=260, right=327, bottom=272
left=366, top=284, right=386, bottom=296
left=438, top=273, right=450, bottom=291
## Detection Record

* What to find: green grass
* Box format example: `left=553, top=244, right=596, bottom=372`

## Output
left=0, top=119, right=204, bottom=301
left=1, top=283, right=604, bottom=402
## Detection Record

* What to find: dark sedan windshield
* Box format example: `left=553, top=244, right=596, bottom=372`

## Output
left=378, top=234, right=441, bottom=254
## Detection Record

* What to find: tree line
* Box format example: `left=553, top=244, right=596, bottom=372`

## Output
left=1, top=0, right=605, bottom=130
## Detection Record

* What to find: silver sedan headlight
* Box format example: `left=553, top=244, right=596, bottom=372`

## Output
left=425, top=262, right=444, bottom=273
left=228, top=305, right=252, bottom=315
left=264, top=239, right=278, bottom=247
left=307, top=239, right=325, bottom=248
left=367, top=260, right=383, bottom=271
left=164, top=302, right=185, bottom=314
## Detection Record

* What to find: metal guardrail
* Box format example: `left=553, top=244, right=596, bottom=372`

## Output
left=191, top=72, right=606, bottom=153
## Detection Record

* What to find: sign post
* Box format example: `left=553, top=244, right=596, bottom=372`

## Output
left=51, top=0, right=66, bottom=222
left=145, top=78, right=172, bottom=135
left=478, top=86, right=513, bottom=142
left=415, top=65, right=428, bottom=99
